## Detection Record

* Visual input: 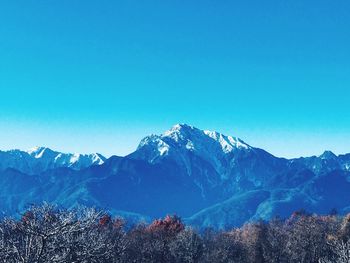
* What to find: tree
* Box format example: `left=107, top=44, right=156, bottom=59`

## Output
left=169, top=228, right=203, bottom=263
left=0, top=203, right=101, bottom=263
left=261, top=217, right=289, bottom=263
left=319, top=239, right=350, bottom=263
left=284, top=214, right=336, bottom=263
left=201, top=230, right=247, bottom=263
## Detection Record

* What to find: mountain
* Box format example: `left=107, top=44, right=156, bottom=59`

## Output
left=1, top=124, right=350, bottom=229
left=0, top=147, right=106, bottom=174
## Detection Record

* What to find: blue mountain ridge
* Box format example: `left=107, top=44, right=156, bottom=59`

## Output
left=1, top=124, right=350, bottom=229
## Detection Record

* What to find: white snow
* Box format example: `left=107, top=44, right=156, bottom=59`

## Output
left=157, top=141, right=170, bottom=156
left=27, top=146, right=47, bottom=158
left=186, top=140, right=194, bottom=150
left=137, top=124, right=251, bottom=179
left=204, top=130, right=249, bottom=153
left=1, top=147, right=106, bottom=174
left=70, top=153, right=81, bottom=164
left=91, top=153, right=105, bottom=165
left=161, top=124, right=250, bottom=155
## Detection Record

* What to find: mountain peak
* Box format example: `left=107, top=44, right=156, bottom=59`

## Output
left=0, top=147, right=106, bottom=174
left=162, top=124, right=250, bottom=152
left=163, top=124, right=200, bottom=142
left=26, top=146, right=55, bottom=158
left=319, top=150, right=337, bottom=160
left=27, top=146, right=46, bottom=153
left=170, top=123, right=194, bottom=131
left=135, top=124, right=251, bottom=166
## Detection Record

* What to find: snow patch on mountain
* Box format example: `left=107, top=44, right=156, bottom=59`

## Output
left=27, top=146, right=48, bottom=158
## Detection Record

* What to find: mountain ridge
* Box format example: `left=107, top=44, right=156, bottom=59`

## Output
left=0, top=147, right=106, bottom=175
left=1, top=124, right=350, bottom=229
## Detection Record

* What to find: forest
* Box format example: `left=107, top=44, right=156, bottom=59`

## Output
left=0, top=204, right=349, bottom=263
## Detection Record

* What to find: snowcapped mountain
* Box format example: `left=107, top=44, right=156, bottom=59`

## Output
left=134, top=124, right=251, bottom=178
left=137, top=124, right=250, bottom=161
left=1, top=124, right=350, bottom=229
left=0, top=147, right=106, bottom=174
left=132, top=124, right=287, bottom=193
left=133, top=123, right=267, bottom=189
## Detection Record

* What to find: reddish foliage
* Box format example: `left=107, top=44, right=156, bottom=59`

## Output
left=99, top=215, right=124, bottom=230
left=148, top=215, right=184, bottom=235
left=99, top=215, right=112, bottom=227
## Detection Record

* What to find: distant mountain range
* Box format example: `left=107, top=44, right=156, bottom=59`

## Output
left=0, top=146, right=106, bottom=174
left=1, top=124, right=350, bottom=229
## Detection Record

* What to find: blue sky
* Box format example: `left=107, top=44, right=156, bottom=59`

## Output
left=0, top=1, right=350, bottom=158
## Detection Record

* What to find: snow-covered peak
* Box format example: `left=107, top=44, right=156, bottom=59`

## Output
left=27, top=146, right=55, bottom=158
left=90, top=153, right=106, bottom=165
left=137, top=135, right=171, bottom=162
left=161, top=124, right=250, bottom=153
left=136, top=124, right=251, bottom=166
left=66, top=152, right=105, bottom=166
left=203, top=130, right=249, bottom=153
left=162, top=123, right=196, bottom=143
left=164, top=123, right=193, bottom=135
left=0, top=147, right=106, bottom=174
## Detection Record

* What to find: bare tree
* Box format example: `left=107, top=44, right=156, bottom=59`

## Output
left=169, top=228, right=203, bottom=263
left=284, top=214, right=337, bottom=263
left=319, top=239, right=350, bottom=263
left=3, top=205, right=350, bottom=263
left=201, top=230, right=248, bottom=263
left=0, top=203, right=101, bottom=263
left=261, top=217, right=289, bottom=263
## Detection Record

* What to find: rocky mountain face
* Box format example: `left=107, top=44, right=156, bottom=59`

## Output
left=1, top=124, right=350, bottom=229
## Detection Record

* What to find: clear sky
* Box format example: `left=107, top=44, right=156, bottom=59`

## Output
left=0, top=1, right=350, bottom=158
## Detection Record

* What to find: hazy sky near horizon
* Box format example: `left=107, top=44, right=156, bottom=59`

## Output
left=1, top=1, right=350, bottom=158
